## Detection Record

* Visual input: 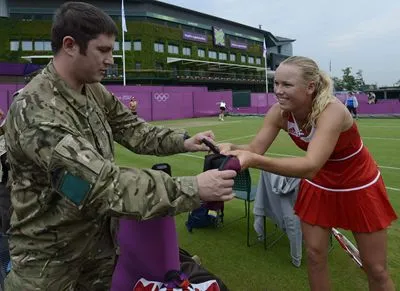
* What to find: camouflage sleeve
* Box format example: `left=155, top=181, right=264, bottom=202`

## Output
left=19, top=124, right=200, bottom=219
left=97, top=85, right=188, bottom=156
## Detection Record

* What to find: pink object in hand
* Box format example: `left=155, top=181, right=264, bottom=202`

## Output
left=219, top=156, right=241, bottom=173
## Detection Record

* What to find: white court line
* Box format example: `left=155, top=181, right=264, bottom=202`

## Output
left=179, top=129, right=400, bottom=192
left=219, top=135, right=400, bottom=143
left=219, top=134, right=256, bottom=143
left=361, top=125, right=400, bottom=128
left=363, top=136, right=400, bottom=141
left=167, top=120, right=243, bottom=129
left=180, top=152, right=400, bottom=192
left=182, top=151, right=400, bottom=171
left=217, top=134, right=400, bottom=170
left=387, top=187, right=400, bottom=192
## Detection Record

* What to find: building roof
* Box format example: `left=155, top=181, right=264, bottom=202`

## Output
left=137, top=0, right=269, bottom=35
left=127, top=0, right=284, bottom=46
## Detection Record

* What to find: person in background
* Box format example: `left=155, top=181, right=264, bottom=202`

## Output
left=129, top=96, right=138, bottom=115
left=4, top=2, right=236, bottom=290
left=344, top=91, right=359, bottom=119
left=218, top=56, right=396, bottom=291
left=368, top=92, right=377, bottom=104
left=217, top=100, right=226, bottom=121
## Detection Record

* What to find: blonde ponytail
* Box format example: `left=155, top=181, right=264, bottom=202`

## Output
left=307, top=70, right=336, bottom=129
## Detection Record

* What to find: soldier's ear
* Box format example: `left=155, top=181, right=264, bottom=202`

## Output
left=63, top=36, right=78, bottom=57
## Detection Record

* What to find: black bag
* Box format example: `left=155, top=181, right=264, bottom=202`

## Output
left=0, top=153, right=10, bottom=234
left=185, top=154, right=226, bottom=232
left=185, top=203, right=224, bottom=232
left=186, top=151, right=242, bottom=232
left=174, top=248, right=229, bottom=291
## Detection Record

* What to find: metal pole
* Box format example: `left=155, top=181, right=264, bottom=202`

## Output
left=121, top=0, right=127, bottom=86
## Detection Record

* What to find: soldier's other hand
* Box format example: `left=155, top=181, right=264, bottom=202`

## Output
left=217, top=142, right=235, bottom=155
left=196, top=169, right=236, bottom=202
left=184, top=130, right=215, bottom=152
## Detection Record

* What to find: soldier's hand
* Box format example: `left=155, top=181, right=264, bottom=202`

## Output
left=184, top=130, right=216, bottom=152
left=196, top=169, right=236, bottom=201
left=217, top=142, right=235, bottom=155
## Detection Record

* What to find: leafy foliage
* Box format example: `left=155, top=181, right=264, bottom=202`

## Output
left=332, top=67, right=377, bottom=92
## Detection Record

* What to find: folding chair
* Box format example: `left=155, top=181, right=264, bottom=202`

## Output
left=232, top=169, right=258, bottom=247
left=253, top=171, right=301, bottom=267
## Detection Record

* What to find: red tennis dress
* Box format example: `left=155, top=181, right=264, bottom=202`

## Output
left=288, top=114, right=397, bottom=232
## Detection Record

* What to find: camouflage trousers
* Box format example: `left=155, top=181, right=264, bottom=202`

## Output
left=4, top=256, right=116, bottom=291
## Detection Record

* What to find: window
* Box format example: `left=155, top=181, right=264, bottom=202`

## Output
left=22, top=41, right=32, bottom=51
left=183, top=47, right=191, bottom=56
left=256, top=57, right=261, bottom=65
left=168, top=44, right=179, bottom=54
left=34, top=41, right=51, bottom=51
left=44, top=41, right=51, bottom=51
left=114, top=41, right=120, bottom=51
left=230, top=54, right=236, bottom=62
left=218, top=52, right=227, bottom=61
left=248, top=56, right=254, bottom=64
left=133, top=41, right=141, bottom=51
left=34, top=41, right=44, bottom=51
left=241, top=55, right=246, bottom=63
left=10, top=41, right=19, bottom=51
left=106, top=64, right=118, bottom=78
left=208, top=50, right=217, bottom=59
left=154, top=42, right=164, bottom=53
left=198, top=48, right=205, bottom=58
left=124, top=41, right=131, bottom=51
left=135, top=62, right=141, bottom=70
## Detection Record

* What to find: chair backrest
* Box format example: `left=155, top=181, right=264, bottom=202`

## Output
left=233, top=169, right=251, bottom=193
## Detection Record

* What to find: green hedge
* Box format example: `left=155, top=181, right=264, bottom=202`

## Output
left=1, top=18, right=264, bottom=69
left=0, top=18, right=52, bottom=62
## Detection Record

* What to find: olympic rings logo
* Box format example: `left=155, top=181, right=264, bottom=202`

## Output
left=154, top=93, right=169, bottom=102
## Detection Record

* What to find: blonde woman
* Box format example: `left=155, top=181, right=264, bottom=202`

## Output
left=219, top=56, right=397, bottom=291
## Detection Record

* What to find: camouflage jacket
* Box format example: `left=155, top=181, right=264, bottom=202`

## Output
left=5, top=62, right=200, bottom=274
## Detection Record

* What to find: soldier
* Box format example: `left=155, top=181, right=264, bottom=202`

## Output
left=4, top=2, right=236, bottom=290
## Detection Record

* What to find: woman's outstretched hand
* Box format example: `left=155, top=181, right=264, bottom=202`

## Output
left=225, top=150, right=257, bottom=170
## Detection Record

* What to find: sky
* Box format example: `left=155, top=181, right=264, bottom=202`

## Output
left=160, top=0, right=400, bottom=87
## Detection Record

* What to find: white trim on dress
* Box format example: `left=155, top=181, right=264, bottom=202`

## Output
left=304, top=171, right=381, bottom=192
left=328, top=141, right=364, bottom=161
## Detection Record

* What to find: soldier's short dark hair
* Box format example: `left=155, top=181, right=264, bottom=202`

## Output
left=51, top=2, right=118, bottom=55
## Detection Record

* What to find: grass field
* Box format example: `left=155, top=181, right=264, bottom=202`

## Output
left=115, top=116, right=400, bottom=291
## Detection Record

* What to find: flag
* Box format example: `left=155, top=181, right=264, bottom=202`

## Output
left=263, top=39, right=267, bottom=58
left=121, top=0, right=127, bottom=32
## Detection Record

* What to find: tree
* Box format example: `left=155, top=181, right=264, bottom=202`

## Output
left=355, top=70, right=366, bottom=90
left=394, top=80, right=400, bottom=87
left=341, top=67, right=357, bottom=91
left=332, top=67, right=375, bottom=92
left=332, top=76, right=344, bottom=91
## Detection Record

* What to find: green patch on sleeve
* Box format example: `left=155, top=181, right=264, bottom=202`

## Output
left=58, top=172, right=92, bottom=205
